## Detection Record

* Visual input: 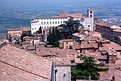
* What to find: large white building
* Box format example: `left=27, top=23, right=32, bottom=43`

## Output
left=30, top=9, right=94, bottom=34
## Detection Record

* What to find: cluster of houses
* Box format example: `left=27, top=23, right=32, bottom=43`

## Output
left=0, top=9, right=121, bottom=81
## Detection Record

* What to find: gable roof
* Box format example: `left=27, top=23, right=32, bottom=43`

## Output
left=0, top=43, right=52, bottom=81
left=36, top=48, right=77, bottom=61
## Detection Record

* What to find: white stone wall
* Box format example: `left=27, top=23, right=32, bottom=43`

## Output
left=55, top=66, right=71, bottom=81
left=80, top=17, right=94, bottom=31
left=31, top=23, right=41, bottom=34
left=31, top=17, right=70, bottom=34
left=31, top=10, right=94, bottom=34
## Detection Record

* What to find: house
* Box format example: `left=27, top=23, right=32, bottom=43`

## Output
left=7, top=27, right=30, bottom=44
left=35, top=48, right=78, bottom=81
left=100, top=59, right=121, bottom=81
left=95, top=22, right=121, bottom=45
left=35, top=48, right=77, bottom=62
left=47, top=57, right=71, bottom=81
left=99, top=42, right=121, bottom=63
left=72, top=33, right=85, bottom=42
left=83, top=36, right=99, bottom=42
left=59, top=39, right=73, bottom=49
left=30, top=9, right=94, bottom=34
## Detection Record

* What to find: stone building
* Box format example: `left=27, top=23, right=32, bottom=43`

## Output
left=30, top=9, right=94, bottom=34
left=95, top=22, right=121, bottom=45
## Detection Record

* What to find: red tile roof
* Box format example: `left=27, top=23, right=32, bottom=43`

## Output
left=72, top=33, right=84, bottom=38
left=84, top=36, right=99, bottom=41
left=22, top=28, right=31, bottom=32
left=80, top=42, right=98, bottom=49
left=36, top=48, right=77, bottom=61
left=113, top=28, right=121, bottom=33
left=55, top=13, right=82, bottom=18
left=0, top=44, right=52, bottom=81
left=100, top=60, right=121, bottom=81
left=99, top=38, right=110, bottom=44
left=73, top=42, right=81, bottom=49
left=46, top=57, right=71, bottom=66
left=85, top=51, right=107, bottom=60
left=118, top=36, right=121, bottom=40
left=96, top=22, right=113, bottom=28
left=99, top=42, right=121, bottom=55
left=59, top=39, right=73, bottom=43
left=107, top=42, right=121, bottom=51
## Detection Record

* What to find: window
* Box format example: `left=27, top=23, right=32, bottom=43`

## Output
left=90, top=15, right=92, bottom=17
left=66, top=42, right=68, bottom=44
left=41, top=22, right=43, bottom=24
left=66, top=46, right=68, bottom=49
left=63, top=74, right=66, bottom=77
left=88, top=25, right=90, bottom=27
left=90, top=11, right=92, bottom=13
left=81, top=18, right=84, bottom=22
left=55, top=21, right=57, bottom=24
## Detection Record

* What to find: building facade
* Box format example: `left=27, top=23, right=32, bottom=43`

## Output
left=96, top=22, right=121, bottom=45
left=55, top=64, right=71, bottom=81
left=30, top=10, right=94, bottom=34
left=59, top=39, right=73, bottom=49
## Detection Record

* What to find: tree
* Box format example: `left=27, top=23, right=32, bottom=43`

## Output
left=47, top=28, right=62, bottom=46
left=71, top=55, right=100, bottom=81
left=60, top=19, right=83, bottom=38
left=38, top=26, right=42, bottom=34
left=20, top=31, right=33, bottom=42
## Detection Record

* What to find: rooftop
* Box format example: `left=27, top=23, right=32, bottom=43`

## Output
left=84, top=36, right=99, bottom=41
left=99, top=42, right=121, bottom=55
left=73, top=33, right=85, bottom=38
left=31, top=13, right=87, bottom=23
left=80, top=42, right=98, bottom=49
left=36, top=48, right=77, bottom=61
left=59, top=39, right=73, bottom=43
left=46, top=57, right=71, bottom=66
left=96, top=22, right=114, bottom=28
left=100, top=60, right=121, bottom=81
left=7, top=27, right=30, bottom=31
left=113, top=28, right=121, bottom=33
left=55, top=13, right=82, bottom=18
left=0, top=43, right=52, bottom=81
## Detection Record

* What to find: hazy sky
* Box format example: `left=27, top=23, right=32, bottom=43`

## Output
left=0, top=0, right=121, bottom=10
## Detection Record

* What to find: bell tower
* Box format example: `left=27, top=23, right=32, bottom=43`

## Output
left=87, top=9, right=94, bottom=18
left=87, top=9, right=94, bottom=31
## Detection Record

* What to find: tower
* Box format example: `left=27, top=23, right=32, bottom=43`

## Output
left=87, top=9, right=94, bottom=18
left=87, top=9, right=94, bottom=31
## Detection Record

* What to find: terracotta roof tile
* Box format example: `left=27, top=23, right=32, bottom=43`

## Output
left=0, top=44, right=52, bottom=81
left=72, top=33, right=85, bottom=38
left=36, top=48, right=77, bottom=61
left=84, top=36, right=99, bottom=41
left=96, top=22, right=113, bottom=27
left=55, top=13, right=82, bottom=18
left=73, top=42, right=81, bottom=49
left=59, top=39, right=73, bottom=43
left=100, top=60, right=121, bottom=81
left=80, top=42, right=98, bottom=49
left=46, top=57, right=71, bottom=66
